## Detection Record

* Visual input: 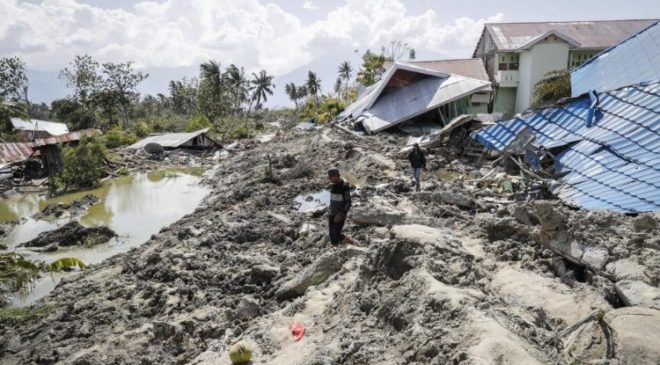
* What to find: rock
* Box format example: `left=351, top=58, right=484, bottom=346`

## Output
left=249, top=264, right=280, bottom=284
left=145, top=143, right=164, bottom=155
left=633, top=215, right=658, bottom=232
left=615, top=280, right=660, bottom=308
left=603, top=307, right=660, bottom=364
left=20, top=221, right=117, bottom=249
left=437, top=191, right=474, bottom=209
left=581, top=246, right=609, bottom=270
left=235, top=296, right=260, bottom=320
left=511, top=205, right=540, bottom=226
left=606, top=259, right=648, bottom=282
left=1, top=189, right=18, bottom=199
left=351, top=204, right=406, bottom=226
left=276, top=247, right=364, bottom=300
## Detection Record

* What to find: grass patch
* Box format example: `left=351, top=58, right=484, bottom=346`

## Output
left=0, top=304, right=55, bottom=324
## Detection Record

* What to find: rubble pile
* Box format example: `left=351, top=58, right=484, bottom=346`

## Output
left=107, top=148, right=216, bottom=174
left=0, top=126, right=657, bottom=365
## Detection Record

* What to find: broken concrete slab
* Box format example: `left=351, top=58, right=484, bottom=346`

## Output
left=350, top=204, right=407, bottom=226
left=491, top=266, right=611, bottom=324
left=615, top=280, right=660, bottom=308
left=606, top=259, right=649, bottom=282
left=275, top=246, right=365, bottom=300
left=604, top=307, right=660, bottom=365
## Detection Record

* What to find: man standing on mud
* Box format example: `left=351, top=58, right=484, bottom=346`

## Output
left=327, top=168, right=352, bottom=246
left=408, top=143, right=426, bottom=192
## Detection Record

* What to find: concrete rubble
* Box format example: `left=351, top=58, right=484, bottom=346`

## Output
left=0, top=124, right=658, bottom=365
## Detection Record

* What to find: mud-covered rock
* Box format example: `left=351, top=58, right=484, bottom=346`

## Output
left=615, top=280, right=660, bottom=308
left=33, top=194, right=100, bottom=220
left=276, top=246, right=364, bottom=300
left=20, top=221, right=117, bottom=249
left=604, top=307, right=660, bottom=364
left=350, top=204, right=406, bottom=226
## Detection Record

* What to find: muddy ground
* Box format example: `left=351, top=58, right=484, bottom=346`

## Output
left=0, top=126, right=658, bottom=365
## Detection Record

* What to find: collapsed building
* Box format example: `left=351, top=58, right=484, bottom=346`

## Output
left=336, top=61, right=493, bottom=135
left=127, top=128, right=220, bottom=151
left=9, top=118, right=69, bottom=141
left=473, top=20, right=660, bottom=213
left=0, top=129, right=102, bottom=176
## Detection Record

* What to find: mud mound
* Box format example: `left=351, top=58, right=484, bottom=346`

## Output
left=20, top=221, right=117, bottom=250
left=33, top=194, right=100, bottom=220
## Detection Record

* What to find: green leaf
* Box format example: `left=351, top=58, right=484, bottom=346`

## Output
left=46, top=257, right=87, bottom=271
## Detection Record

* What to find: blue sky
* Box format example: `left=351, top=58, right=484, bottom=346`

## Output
left=3, top=0, right=659, bottom=107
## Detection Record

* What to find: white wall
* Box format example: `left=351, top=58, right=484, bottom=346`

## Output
left=515, top=42, right=570, bottom=112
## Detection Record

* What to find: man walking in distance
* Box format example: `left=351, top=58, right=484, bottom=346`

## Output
left=327, top=168, right=352, bottom=246
left=408, top=143, right=426, bottom=192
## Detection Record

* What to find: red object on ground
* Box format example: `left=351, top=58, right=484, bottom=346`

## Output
left=289, top=323, right=305, bottom=341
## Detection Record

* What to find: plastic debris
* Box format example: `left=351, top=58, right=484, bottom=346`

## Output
left=289, top=323, right=306, bottom=342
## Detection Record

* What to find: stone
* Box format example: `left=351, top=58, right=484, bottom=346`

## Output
left=606, top=259, right=648, bottom=282
left=615, top=280, right=660, bottom=308
left=235, top=296, right=260, bottom=320
left=581, top=246, right=609, bottom=270
left=604, top=307, right=660, bottom=364
left=633, top=215, right=658, bottom=232
left=249, top=264, right=280, bottom=284
left=511, top=205, right=540, bottom=226
left=275, top=247, right=364, bottom=300
left=350, top=205, right=406, bottom=226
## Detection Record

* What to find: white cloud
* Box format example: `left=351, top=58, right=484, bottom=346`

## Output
left=0, top=0, right=503, bottom=77
left=302, top=1, right=317, bottom=11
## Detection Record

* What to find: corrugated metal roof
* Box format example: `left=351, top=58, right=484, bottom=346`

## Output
left=31, top=129, right=102, bottom=147
left=361, top=75, right=491, bottom=134
left=385, top=59, right=490, bottom=82
left=10, top=118, right=69, bottom=136
left=0, top=143, right=35, bottom=166
left=127, top=128, right=212, bottom=149
left=571, top=20, right=660, bottom=96
left=482, top=19, right=656, bottom=51
left=0, top=129, right=101, bottom=167
left=473, top=81, right=660, bottom=213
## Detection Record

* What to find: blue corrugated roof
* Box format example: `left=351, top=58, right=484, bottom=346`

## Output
left=473, top=81, right=660, bottom=213
left=571, top=20, right=660, bottom=97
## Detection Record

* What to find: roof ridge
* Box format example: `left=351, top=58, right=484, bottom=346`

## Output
left=485, top=18, right=658, bottom=26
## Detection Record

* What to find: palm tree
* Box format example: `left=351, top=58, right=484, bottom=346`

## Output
left=251, top=70, right=274, bottom=110
left=334, top=77, right=342, bottom=98
left=199, top=60, right=223, bottom=94
left=285, top=82, right=298, bottom=109
left=338, top=61, right=352, bottom=100
left=295, top=85, right=308, bottom=106
left=225, top=64, right=250, bottom=113
left=306, top=71, right=321, bottom=105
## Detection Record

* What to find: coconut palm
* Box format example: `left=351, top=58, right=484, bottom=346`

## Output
left=225, top=64, right=250, bottom=113
left=334, top=77, right=342, bottom=98
left=250, top=70, right=274, bottom=110
left=306, top=71, right=321, bottom=105
left=199, top=60, right=223, bottom=95
left=285, top=82, right=298, bottom=109
left=338, top=61, right=352, bottom=100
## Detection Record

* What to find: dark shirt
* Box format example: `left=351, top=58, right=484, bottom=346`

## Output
left=328, top=180, right=352, bottom=217
left=408, top=148, right=426, bottom=168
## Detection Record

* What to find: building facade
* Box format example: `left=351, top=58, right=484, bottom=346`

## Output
left=473, top=19, right=657, bottom=115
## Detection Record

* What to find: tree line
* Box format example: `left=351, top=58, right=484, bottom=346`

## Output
left=0, top=55, right=276, bottom=143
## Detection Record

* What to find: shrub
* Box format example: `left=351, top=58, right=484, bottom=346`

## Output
left=51, top=136, right=107, bottom=194
left=101, top=127, right=138, bottom=149
left=134, top=121, right=152, bottom=138
left=185, top=115, right=212, bottom=132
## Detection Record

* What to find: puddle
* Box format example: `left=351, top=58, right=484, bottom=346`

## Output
left=1, top=167, right=210, bottom=306
left=294, top=190, right=329, bottom=213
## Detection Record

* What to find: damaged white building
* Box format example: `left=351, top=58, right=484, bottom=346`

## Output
left=336, top=61, right=492, bottom=134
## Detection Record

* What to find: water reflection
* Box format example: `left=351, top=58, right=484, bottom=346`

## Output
left=0, top=167, right=209, bottom=306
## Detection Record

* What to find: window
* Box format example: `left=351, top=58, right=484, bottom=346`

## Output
left=508, top=63, right=519, bottom=70
left=499, top=63, right=508, bottom=71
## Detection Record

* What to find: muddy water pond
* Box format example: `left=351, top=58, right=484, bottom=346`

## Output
left=1, top=168, right=210, bottom=305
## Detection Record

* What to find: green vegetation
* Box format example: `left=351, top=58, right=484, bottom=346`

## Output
left=0, top=252, right=86, bottom=309
left=533, top=70, right=571, bottom=107
left=100, top=126, right=138, bottom=149
left=50, top=136, right=107, bottom=194
left=185, top=115, right=212, bottom=132
left=0, top=305, right=55, bottom=324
